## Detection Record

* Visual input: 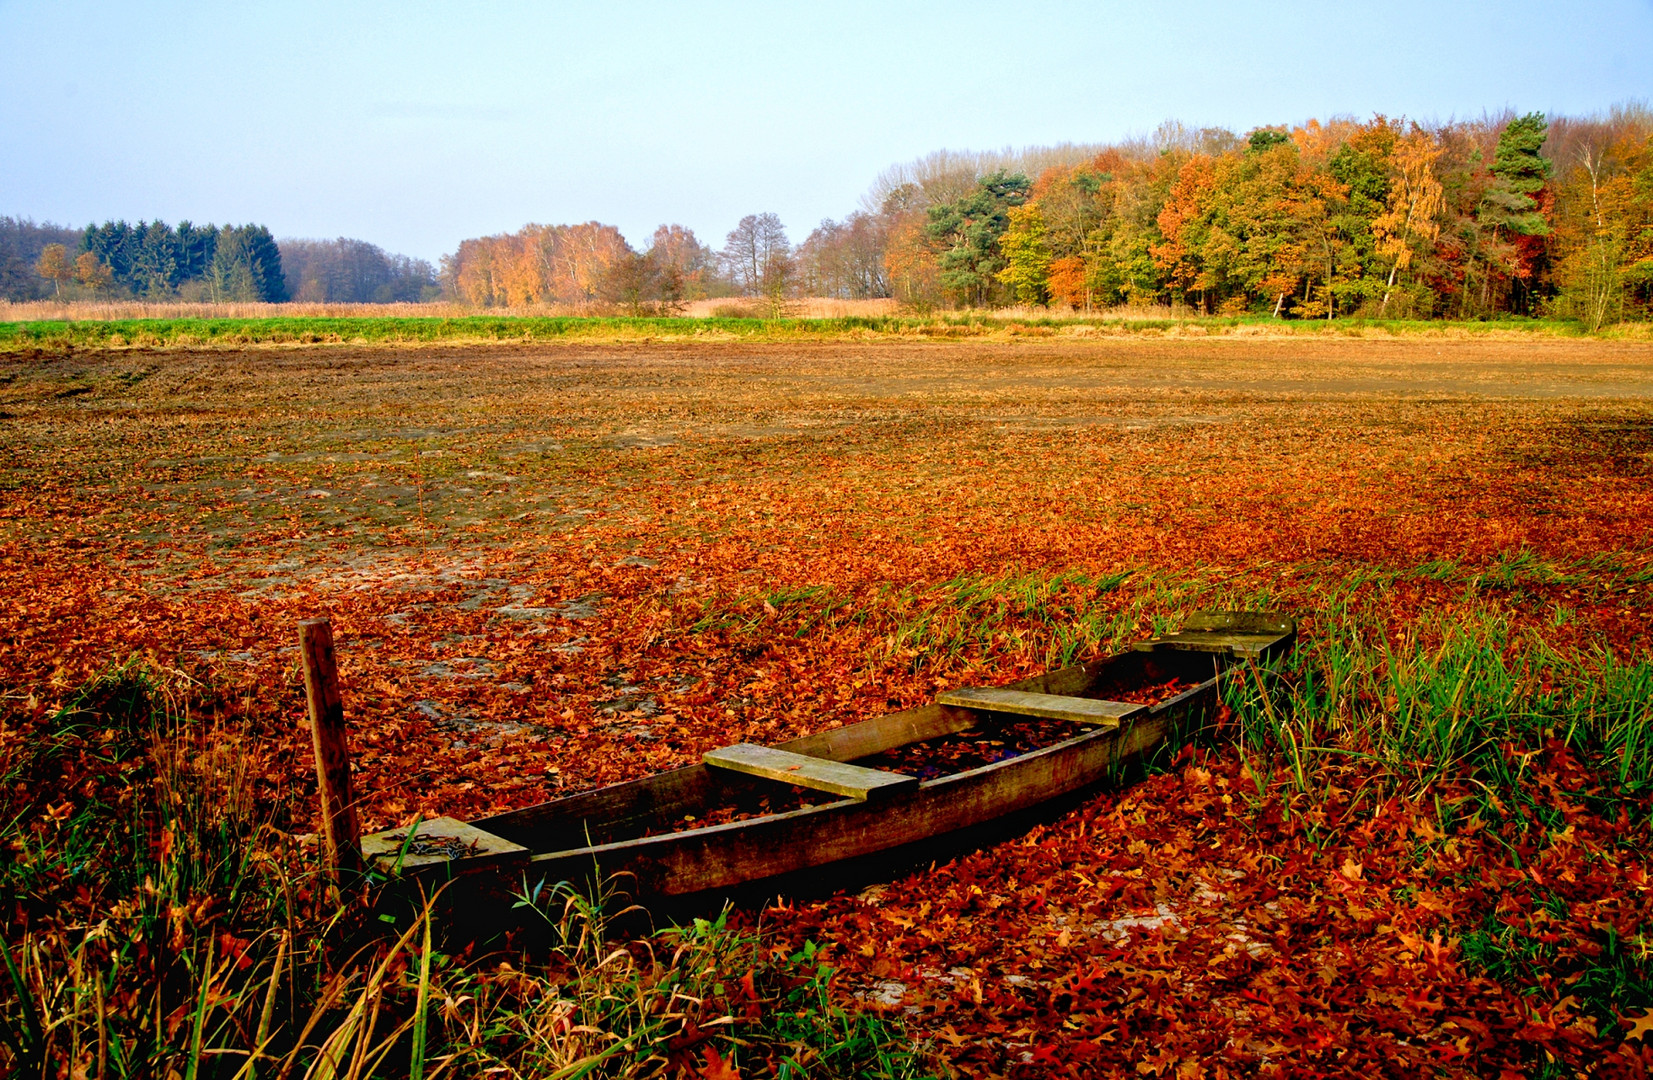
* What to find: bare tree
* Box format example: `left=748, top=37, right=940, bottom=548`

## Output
left=721, top=213, right=792, bottom=312
left=796, top=212, right=891, bottom=298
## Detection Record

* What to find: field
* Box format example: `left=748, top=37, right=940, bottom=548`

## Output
left=5, top=331, right=1653, bottom=1076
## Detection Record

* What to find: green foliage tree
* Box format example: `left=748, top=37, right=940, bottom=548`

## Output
left=926, top=170, right=1031, bottom=306
left=1489, top=112, right=1552, bottom=237
left=1326, top=123, right=1395, bottom=312
left=208, top=225, right=286, bottom=302
left=78, top=220, right=283, bottom=301
left=1248, top=129, right=1291, bottom=153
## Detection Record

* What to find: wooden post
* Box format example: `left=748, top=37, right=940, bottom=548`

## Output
left=300, top=617, right=360, bottom=879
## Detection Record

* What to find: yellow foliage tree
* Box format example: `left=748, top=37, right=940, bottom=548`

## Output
left=996, top=204, right=1051, bottom=305
left=1373, top=128, right=1445, bottom=315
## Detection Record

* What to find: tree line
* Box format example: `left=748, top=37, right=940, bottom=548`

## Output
left=3, top=220, right=438, bottom=304
left=435, top=105, right=1653, bottom=324
left=10, top=105, right=1651, bottom=323
left=841, top=106, right=1653, bottom=324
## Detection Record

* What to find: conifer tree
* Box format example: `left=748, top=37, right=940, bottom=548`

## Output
left=1486, top=112, right=1552, bottom=237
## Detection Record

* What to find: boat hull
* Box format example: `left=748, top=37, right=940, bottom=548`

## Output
left=365, top=611, right=1294, bottom=912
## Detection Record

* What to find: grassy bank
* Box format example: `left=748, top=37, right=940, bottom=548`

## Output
left=0, top=311, right=1638, bottom=352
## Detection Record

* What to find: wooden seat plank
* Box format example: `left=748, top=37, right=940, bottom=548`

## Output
left=1137, top=611, right=1297, bottom=659
left=360, top=815, right=529, bottom=876
left=1135, top=629, right=1291, bottom=658
left=703, top=744, right=917, bottom=800
left=936, top=687, right=1145, bottom=726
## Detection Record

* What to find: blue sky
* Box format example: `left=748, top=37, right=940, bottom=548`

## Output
left=2, top=0, right=1650, bottom=263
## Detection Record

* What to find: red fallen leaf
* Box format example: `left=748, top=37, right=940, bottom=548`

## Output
left=1027, top=1044, right=1063, bottom=1065
left=13, top=345, right=1653, bottom=1079
left=663, top=1018, right=707, bottom=1072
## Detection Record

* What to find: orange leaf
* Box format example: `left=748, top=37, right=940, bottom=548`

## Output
left=699, top=1044, right=740, bottom=1080
left=1624, top=1009, right=1653, bottom=1042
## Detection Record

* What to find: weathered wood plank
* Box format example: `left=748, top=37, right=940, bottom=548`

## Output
left=779, top=702, right=973, bottom=763
left=935, top=687, right=1145, bottom=725
left=1184, top=610, right=1295, bottom=635
left=703, top=744, right=917, bottom=800
left=478, top=704, right=970, bottom=852
left=1137, top=611, right=1297, bottom=660
left=1140, top=630, right=1286, bottom=651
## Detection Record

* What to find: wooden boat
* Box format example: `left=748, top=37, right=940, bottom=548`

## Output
left=360, top=611, right=1295, bottom=908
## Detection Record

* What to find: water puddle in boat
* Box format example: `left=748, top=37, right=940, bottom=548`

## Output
left=853, top=716, right=1093, bottom=780
left=1095, top=675, right=1200, bottom=706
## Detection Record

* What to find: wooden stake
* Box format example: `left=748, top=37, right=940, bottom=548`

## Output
left=300, top=617, right=360, bottom=878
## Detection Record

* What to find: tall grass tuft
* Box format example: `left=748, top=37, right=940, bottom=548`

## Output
left=1223, top=605, right=1653, bottom=796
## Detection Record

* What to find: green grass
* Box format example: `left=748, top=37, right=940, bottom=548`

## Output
left=1223, top=603, right=1653, bottom=796
left=0, top=310, right=1630, bottom=352
left=1461, top=903, right=1653, bottom=1043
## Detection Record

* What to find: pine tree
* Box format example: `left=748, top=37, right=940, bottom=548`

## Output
left=210, top=225, right=287, bottom=301
left=1486, top=112, right=1551, bottom=237
left=926, top=170, right=1030, bottom=306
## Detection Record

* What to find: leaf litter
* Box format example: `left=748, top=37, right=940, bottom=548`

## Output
left=4, top=338, right=1653, bottom=1075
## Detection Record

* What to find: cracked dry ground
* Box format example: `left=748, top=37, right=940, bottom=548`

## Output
left=6, top=335, right=1653, bottom=1076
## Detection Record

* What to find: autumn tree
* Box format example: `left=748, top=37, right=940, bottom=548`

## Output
left=431, top=108, right=1652, bottom=324
left=73, top=251, right=113, bottom=292
left=1150, top=138, right=1335, bottom=316
left=996, top=205, right=1051, bottom=305
left=1548, top=114, right=1653, bottom=327
left=440, top=223, right=634, bottom=308
left=599, top=249, right=660, bottom=315
left=796, top=213, right=891, bottom=299
left=722, top=213, right=792, bottom=313
left=648, top=224, right=717, bottom=306
left=1324, top=119, right=1397, bottom=314
left=1374, top=127, right=1446, bottom=316
left=281, top=238, right=435, bottom=302
left=35, top=243, right=72, bottom=297
left=0, top=217, right=80, bottom=300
